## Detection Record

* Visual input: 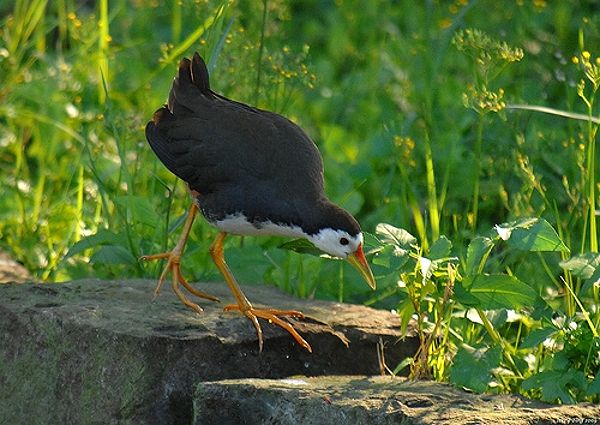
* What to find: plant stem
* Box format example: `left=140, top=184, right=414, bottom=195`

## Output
left=476, top=308, right=523, bottom=377
left=585, top=112, right=597, bottom=254
left=471, top=116, right=484, bottom=231
left=171, top=1, right=182, bottom=44
left=98, top=0, right=109, bottom=104
left=424, top=130, right=439, bottom=242
left=254, top=0, right=268, bottom=106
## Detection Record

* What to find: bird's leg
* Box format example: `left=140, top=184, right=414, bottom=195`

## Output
left=141, top=203, right=220, bottom=313
left=209, top=232, right=312, bottom=353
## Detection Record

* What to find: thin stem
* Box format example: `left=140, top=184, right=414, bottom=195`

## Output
left=254, top=0, right=268, bottom=106
left=171, top=1, right=182, bottom=44
left=97, top=0, right=109, bottom=104
left=424, top=130, right=439, bottom=242
left=471, top=116, right=484, bottom=231
left=477, top=308, right=523, bottom=377
left=506, top=103, right=600, bottom=124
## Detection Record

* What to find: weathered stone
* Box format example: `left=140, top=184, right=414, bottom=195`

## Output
left=0, top=279, right=415, bottom=424
left=194, top=375, right=600, bottom=425
left=0, top=250, right=33, bottom=283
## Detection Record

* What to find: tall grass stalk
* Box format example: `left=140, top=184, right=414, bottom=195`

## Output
left=584, top=106, right=598, bottom=254
left=423, top=131, right=440, bottom=243
left=97, top=0, right=109, bottom=104
left=471, top=118, right=483, bottom=231
left=171, top=1, right=182, bottom=44
left=254, top=0, right=268, bottom=105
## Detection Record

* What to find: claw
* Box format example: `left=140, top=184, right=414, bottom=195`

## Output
left=224, top=304, right=312, bottom=353
left=141, top=204, right=219, bottom=312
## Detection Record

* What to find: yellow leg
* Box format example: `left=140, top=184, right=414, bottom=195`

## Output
left=209, top=232, right=312, bottom=353
left=141, top=204, right=220, bottom=313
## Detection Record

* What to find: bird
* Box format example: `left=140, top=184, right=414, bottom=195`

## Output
left=142, top=52, right=375, bottom=353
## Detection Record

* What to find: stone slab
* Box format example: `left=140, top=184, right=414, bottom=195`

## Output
left=0, top=279, right=415, bottom=424
left=194, top=375, right=600, bottom=425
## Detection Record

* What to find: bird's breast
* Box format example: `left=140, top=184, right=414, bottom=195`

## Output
left=208, top=212, right=307, bottom=238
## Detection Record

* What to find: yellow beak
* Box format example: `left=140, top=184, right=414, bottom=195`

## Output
left=347, top=243, right=376, bottom=289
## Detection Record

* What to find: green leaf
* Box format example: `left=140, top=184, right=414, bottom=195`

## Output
left=520, top=327, right=557, bottom=349
left=278, top=238, right=323, bottom=257
left=464, top=236, right=494, bottom=276
left=456, top=274, right=537, bottom=310
left=363, top=231, right=382, bottom=254
left=496, top=218, right=569, bottom=253
left=375, top=223, right=417, bottom=248
left=581, top=267, right=600, bottom=294
left=561, top=253, right=600, bottom=294
left=392, top=357, right=414, bottom=375
left=560, top=253, right=600, bottom=279
left=90, top=245, right=137, bottom=266
left=587, top=373, right=600, bottom=396
left=65, top=229, right=128, bottom=259
left=522, top=370, right=587, bottom=404
left=449, top=344, right=502, bottom=392
left=396, top=297, right=416, bottom=336
left=429, top=236, right=452, bottom=260
left=454, top=282, right=481, bottom=308
left=371, top=245, right=409, bottom=270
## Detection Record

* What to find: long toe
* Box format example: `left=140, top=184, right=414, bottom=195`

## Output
left=141, top=250, right=219, bottom=306
left=225, top=304, right=312, bottom=352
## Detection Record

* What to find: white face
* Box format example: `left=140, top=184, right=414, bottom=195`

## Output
left=307, top=228, right=363, bottom=259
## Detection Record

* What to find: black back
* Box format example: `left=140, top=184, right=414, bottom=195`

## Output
left=146, top=53, right=360, bottom=236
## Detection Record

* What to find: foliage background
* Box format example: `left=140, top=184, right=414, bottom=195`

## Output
left=1, top=0, right=600, bottom=403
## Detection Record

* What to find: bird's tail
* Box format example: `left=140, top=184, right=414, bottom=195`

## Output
left=167, top=52, right=214, bottom=114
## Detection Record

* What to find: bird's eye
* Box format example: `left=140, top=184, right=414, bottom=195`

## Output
left=339, top=237, right=349, bottom=246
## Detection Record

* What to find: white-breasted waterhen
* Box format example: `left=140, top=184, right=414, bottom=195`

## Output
left=143, top=53, right=375, bottom=352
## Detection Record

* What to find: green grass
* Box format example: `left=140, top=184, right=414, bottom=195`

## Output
left=1, top=0, right=600, bottom=404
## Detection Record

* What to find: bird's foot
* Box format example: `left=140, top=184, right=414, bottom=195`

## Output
left=224, top=304, right=312, bottom=353
left=140, top=251, right=220, bottom=313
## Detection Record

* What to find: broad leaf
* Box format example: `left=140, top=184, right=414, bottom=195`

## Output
left=65, top=229, right=128, bottom=259
left=560, top=253, right=600, bottom=279
left=371, top=245, right=409, bottom=270
left=278, top=239, right=323, bottom=257
left=561, top=253, right=600, bottom=294
left=581, top=267, right=600, bottom=294
left=465, top=236, right=494, bottom=276
left=363, top=231, right=383, bottom=255
left=522, top=370, right=587, bottom=404
left=90, top=245, right=137, bottom=266
left=375, top=223, right=416, bottom=248
left=456, top=274, right=537, bottom=310
left=429, top=236, right=452, bottom=260
left=449, top=344, right=502, bottom=392
left=587, top=373, right=600, bottom=396
left=494, top=217, right=538, bottom=240
left=520, top=327, right=557, bottom=349
left=496, top=218, right=569, bottom=253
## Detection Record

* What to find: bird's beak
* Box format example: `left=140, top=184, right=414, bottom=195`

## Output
left=347, top=243, right=376, bottom=289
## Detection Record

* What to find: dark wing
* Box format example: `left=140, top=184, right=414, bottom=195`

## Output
left=145, top=53, right=326, bottom=223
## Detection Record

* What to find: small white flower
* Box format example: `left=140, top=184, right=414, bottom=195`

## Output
left=419, top=256, right=432, bottom=280
left=65, top=103, right=79, bottom=118
left=495, top=224, right=512, bottom=240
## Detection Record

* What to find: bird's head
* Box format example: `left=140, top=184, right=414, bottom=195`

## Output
left=306, top=205, right=376, bottom=290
